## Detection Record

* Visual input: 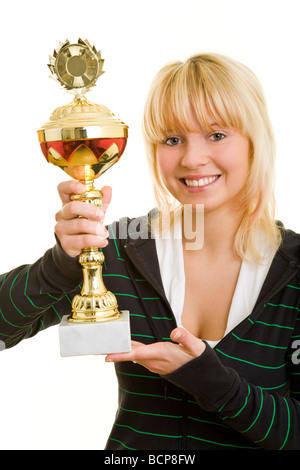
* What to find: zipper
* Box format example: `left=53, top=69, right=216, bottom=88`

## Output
left=181, top=391, right=188, bottom=450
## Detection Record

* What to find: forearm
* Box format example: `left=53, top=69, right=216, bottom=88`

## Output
left=164, top=344, right=300, bottom=450
left=0, top=240, right=82, bottom=348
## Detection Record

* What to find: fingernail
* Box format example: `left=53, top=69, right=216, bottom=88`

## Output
left=172, top=331, right=181, bottom=342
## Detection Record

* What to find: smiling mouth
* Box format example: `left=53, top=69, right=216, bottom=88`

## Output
left=182, top=175, right=221, bottom=187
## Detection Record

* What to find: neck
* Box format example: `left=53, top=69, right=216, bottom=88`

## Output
left=182, top=204, right=244, bottom=258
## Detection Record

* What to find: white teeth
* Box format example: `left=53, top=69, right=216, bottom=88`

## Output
left=184, top=176, right=219, bottom=187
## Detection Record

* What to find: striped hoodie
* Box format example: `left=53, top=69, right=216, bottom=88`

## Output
left=0, top=216, right=300, bottom=450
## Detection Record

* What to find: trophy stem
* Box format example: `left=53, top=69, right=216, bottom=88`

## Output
left=69, top=174, right=122, bottom=323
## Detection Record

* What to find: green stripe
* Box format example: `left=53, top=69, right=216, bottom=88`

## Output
left=119, top=386, right=182, bottom=401
left=286, top=284, right=300, bottom=290
left=115, top=293, right=159, bottom=300
left=115, top=422, right=182, bottom=439
left=130, top=332, right=171, bottom=341
left=131, top=333, right=156, bottom=339
left=255, top=320, right=294, bottom=330
left=130, top=313, right=147, bottom=318
left=120, top=406, right=182, bottom=419
left=103, top=274, right=145, bottom=282
left=220, top=385, right=250, bottom=419
left=241, top=387, right=263, bottom=433
left=254, top=395, right=276, bottom=444
left=45, top=292, right=61, bottom=301
left=108, top=437, right=136, bottom=450
left=51, top=305, right=62, bottom=321
left=100, top=249, right=107, bottom=270
left=231, top=332, right=286, bottom=349
left=216, top=349, right=285, bottom=369
left=109, top=224, right=120, bottom=257
left=152, top=316, right=174, bottom=320
left=116, top=370, right=160, bottom=379
left=279, top=397, right=291, bottom=450
left=103, top=274, right=131, bottom=279
left=9, top=273, right=25, bottom=317
left=266, top=302, right=300, bottom=314
left=0, top=308, right=31, bottom=330
left=0, top=274, right=7, bottom=292
left=143, top=297, right=160, bottom=300
left=187, top=434, right=259, bottom=449
left=64, top=294, right=72, bottom=305
left=25, top=269, right=39, bottom=308
left=261, top=381, right=289, bottom=391
left=25, top=269, right=55, bottom=310
left=188, top=416, right=229, bottom=428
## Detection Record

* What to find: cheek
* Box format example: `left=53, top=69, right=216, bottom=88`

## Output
left=221, top=143, right=250, bottom=180
left=156, top=151, right=175, bottom=180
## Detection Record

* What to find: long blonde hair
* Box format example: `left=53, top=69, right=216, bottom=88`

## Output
left=142, top=53, right=281, bottom=262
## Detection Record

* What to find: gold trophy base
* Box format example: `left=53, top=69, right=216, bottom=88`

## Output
left=69, top=307, right=122, bottom=323
left=70, top=291, right=123, bottom=323
left=59, top=310, right=131, bottom=357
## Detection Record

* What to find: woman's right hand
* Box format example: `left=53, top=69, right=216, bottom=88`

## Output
left=54, top=180, right=112, bottom=257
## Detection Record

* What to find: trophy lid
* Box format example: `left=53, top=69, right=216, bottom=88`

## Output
left=38, top=39, right=128, bottom=142
left=48, top=38, right=104, bottom=94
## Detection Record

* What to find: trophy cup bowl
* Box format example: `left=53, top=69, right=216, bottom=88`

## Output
left=37, top=39, right=131, bottom=355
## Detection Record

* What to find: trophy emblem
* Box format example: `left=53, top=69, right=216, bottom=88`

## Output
left=37, top=39, right=131, bottom=356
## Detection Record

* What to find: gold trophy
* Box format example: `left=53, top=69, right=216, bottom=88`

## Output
left=37, top=39, right=131, bottom=356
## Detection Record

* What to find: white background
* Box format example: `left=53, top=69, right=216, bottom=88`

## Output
left=1, top=0, right=300, bottom=450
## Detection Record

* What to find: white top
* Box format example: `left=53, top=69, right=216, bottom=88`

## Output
left=155, top=211, right=276, bottom=348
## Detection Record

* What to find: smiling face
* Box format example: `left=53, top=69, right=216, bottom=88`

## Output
left=143, top=53, right=279, bottom=262
left=156, top=122, right=250, bottom=215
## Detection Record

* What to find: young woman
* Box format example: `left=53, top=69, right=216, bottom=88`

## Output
left=0, top=53, right=299, bottom=450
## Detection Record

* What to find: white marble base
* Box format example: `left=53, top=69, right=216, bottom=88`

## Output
left=59, top=310, right=131, bottom=357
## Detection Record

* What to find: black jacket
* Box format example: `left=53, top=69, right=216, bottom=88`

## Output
left=0, top=217, right=300, bottom=450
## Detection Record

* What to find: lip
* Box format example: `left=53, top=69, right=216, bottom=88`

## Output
left=179, top=174, right=221, bottom=192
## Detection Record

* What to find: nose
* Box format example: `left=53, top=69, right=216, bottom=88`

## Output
left=181, top=138, right=211, bottom=169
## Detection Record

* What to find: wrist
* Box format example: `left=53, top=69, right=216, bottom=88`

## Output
left=164, top=343, right=240, bottom=412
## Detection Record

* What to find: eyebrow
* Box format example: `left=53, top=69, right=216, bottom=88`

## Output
left=209, top=122, right=223, bottom=128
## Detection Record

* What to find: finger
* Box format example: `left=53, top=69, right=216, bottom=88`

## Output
left=55, top=218, right=108, bottom=237
left=101, top=186, right=112, bottom=214
left=55, top=200, right=103, bottom=222
left=105, top=341, right=145, bottom=363
left=170, top=328, right=205, bottom=357
left=57, top=233, right=109, bottom=257
left=57, top=181, right=86, bottom=205
left=105, top=350, right=137, bottom=363
left=57, top=181, right=112, bottom=209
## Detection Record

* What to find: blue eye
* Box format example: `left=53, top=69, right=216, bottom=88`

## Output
left=164, top=137, right=182, bottom=146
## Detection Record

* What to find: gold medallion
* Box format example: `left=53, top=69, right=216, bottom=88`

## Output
left=48, top=38, right=104, bottom=93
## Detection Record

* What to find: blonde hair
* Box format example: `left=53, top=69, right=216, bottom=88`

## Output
left=142, top=53, right=281, bottom=262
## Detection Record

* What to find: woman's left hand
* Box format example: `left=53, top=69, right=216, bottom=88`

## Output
left=105, top=327, right=206, bottom=375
